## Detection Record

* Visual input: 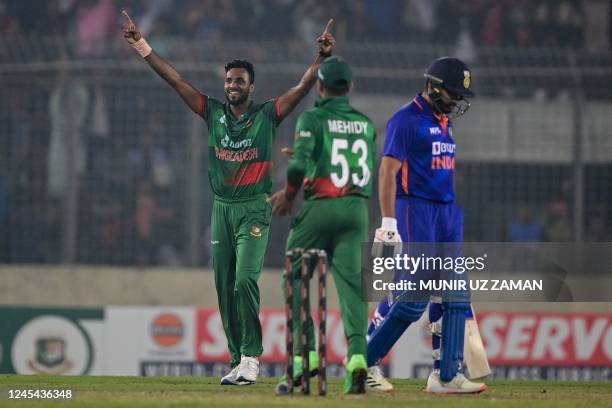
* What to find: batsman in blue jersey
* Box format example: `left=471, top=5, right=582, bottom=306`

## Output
left=365, top=57, right=487, bottom=394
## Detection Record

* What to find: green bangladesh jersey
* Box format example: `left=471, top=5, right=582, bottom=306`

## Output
left=204, top=96, right=278, bottom=199
left=286, top=96, right=376, bottom=200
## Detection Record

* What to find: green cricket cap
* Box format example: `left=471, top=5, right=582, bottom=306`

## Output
left=317, top=56, right=352, bottom=89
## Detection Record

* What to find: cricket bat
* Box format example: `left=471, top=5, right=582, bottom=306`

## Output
left=464, top=305, right=491, bottom=379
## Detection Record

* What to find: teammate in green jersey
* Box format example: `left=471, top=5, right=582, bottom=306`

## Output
left=269, top=57, right=376, bottom=394
left=122, top=11, right=336, bottom=385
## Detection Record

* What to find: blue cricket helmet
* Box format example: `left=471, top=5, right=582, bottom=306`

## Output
left=424, top=57, right=475, bottom=99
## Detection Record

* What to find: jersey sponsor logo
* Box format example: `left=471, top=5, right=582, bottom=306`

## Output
left=431, top=141, right=455, bottom=155
left=429, top=127, right=442, bottom=135
left=220, top=135, right=253, bottom=150
left=327, top=120, right=369, bottom=135
left=214, top=147, right=258, bottom=162
left=298, top=130, right=312, bottom=138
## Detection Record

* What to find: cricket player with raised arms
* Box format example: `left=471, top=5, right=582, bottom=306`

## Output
left=122, top=11, right=335, bottom=385
left=367, top=57, right=488, bottom=394
left=269, top=56, right=376, bottom=393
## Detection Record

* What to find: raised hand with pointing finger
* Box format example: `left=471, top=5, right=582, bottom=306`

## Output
left=317, top=19, right=336, bottom=57
left=274, top=18, right=336, bottom=122
left=122, top=11, right=142, bottom=45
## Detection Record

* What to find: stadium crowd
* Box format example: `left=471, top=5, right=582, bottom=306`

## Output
left=0, top=0, right=604, bottom=49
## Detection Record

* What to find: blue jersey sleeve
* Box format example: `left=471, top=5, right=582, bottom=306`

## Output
left=383, top=114, right=413, bottom=161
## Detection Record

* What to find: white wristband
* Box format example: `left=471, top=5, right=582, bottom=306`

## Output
left=381, top=217, right=397, bottom=231
left=131, top=38, right=152, bottom=58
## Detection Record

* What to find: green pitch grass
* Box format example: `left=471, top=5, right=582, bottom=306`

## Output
left=1, top=375, right=612, bottom=408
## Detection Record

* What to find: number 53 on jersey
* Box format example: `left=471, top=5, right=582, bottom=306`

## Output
left=295, top=110, right=376, bottom=200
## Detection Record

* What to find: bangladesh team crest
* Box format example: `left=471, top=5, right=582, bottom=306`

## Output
left=250, top=225, right=262, bottom=237
left=11, top=314, right=96, bottom=375
left=28, top=337, right=73, bottom=374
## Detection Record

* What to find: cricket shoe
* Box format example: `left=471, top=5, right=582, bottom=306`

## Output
left=277, top=351, right=319, bottom=388
left=220, top=365, right=240, bottom=385
left=425, top=370, right=488, bottom=394
left=236, top=355, right=259, bottom=385
left=344, top=354, right=367, bottom=394
left=366, top=365, right=394, bottom=392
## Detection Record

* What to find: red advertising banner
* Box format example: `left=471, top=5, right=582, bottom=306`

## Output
left=477, top=312, right=612, bottom=367
left=196, top=308, right=348, bottom=364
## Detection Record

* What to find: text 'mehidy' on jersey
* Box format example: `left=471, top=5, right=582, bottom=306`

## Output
left=383, top=93, right=456, bottom=203
left=292, top=96, right=376, bottom=200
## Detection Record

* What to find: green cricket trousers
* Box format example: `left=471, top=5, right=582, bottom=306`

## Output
left=284, top=195, right=369, bottom=359
left=211, top=194, right=271, bottom=367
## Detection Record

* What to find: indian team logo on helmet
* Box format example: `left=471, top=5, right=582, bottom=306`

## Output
left=463, top=70, right=471, bottom=90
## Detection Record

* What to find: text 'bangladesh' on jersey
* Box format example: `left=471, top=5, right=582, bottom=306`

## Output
left=204, top=96, right=279, bottom=199
left=287, top=96, right=376, bottom=200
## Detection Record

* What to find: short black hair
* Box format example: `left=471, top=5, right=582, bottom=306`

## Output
left=225, top=59, right=255, bottom=84
left=322, top=81, right=350, bottom=96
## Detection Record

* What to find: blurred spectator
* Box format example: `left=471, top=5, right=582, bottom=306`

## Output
left=132, top=0, right=172, bottom=37
left=294, top=0, right=328, bottom=46
left=47, top=68, right=88, bottom=200
left=89, top=187, right=124, bottom=264
left=455, top=17, right=478, bottom=63
left=10, top=202, right=47, bottom=262
left=404, top=0, right=438, bottom=42
left=545, top=200, right=573, bottom=241
left=556, top=0, right=585, bottom=47
left=583, top=0, right=609, bottom=51
left=435, top=0, right=466, bottom=45
left=342, top=0, right=371, bottom=41
left=127, top=121, right=173, bottom=189
left=254, top=0, right=296, bottom=40
left=509, top=204, right=545, bottom=242
left=0, top=172, right=9, bottom=260
left=0, top=0, right=19, bottom=36
left=76, top=0, right=116, bottom=56
left=505, top=0, right=535, bottom=47
left=133, top=181, right=174, bottom=266
left=366, top=0, right=406, bottom=40
left=534, top=0, right=584, bottom=48
left=586, top=203, right=610, bottom=241
left=178, top=0, right=237, bottom=40
left=479, top=1, right=504, bottom=46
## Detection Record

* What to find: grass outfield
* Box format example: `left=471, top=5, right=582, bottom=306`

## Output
left=1, top=376, right=612, bottom=408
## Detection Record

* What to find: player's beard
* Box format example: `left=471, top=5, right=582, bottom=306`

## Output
left=429, top=91, right=456, bottom=115
left=226, top=89, right=250, bottom=106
